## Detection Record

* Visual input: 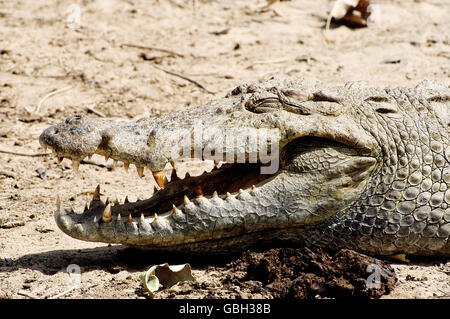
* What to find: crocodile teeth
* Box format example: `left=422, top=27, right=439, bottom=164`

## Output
left=152, top=170, right=164, bottom=188
left=128, top=214, right=133, bottom=222
left=102, top=204, right=112, bottom=222
left=124, top=163, right=129, bottom=172
left=183, top=195, right=190, bottom=205
left=172, top=204, right=177, bottom=212
left=137, top=166, right=144, bottom=178
left=153, top=213, right=159, bottom=221
left=104, top=155, right=110, bottom=163
left=170, top=169, right=179, bottom=182
left=170, top=161, right=176, bottom=169
left=72, top=160, right=80, bottom=172
left=140, top=214, right=145, bottom=223
left=213, top=190, right=218, bottom=197
left=56, top=195, right=64, bottom=213
left=93, top=185, right=101, bottom=201
left=124, top=196, right=129, bottom=203
left=117, top=213, right=121, bottom=221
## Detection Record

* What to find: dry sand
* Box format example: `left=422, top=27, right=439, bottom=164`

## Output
left=0, top=0, right=449, bottom=299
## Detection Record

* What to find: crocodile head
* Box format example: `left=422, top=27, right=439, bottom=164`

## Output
left=39, top=78, right=450, bottom=255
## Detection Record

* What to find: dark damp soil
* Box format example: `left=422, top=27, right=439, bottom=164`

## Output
left=229, top=247, right=397, bottom=299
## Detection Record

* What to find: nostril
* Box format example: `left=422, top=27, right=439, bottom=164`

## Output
left=65, top=114, right=83, bottom=125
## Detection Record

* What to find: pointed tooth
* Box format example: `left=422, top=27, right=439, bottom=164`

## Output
left=128, top=214, right=133, bottom=222
left=117, top=213, right=121, bottom=221
left=251, top=185, right=256, bottom=189
left=153, top=186, right=158, bottom=194
left=124, top=163, right=129, bottom=172
left=88, top=155, right=92, bottom=160
left=183, top=195, right=190, bottom=205
left=137, top=166, right=144, bottom=178
left=172, top=204, right=177, bottom=212
left=56, top=195, right=64, bottom=213
left=105, top=197, right=110, bottom=205
left=72, top=160, right=80, bottom=172
left=213, top=191, right=218, bottom=197
left=226, top=192, right=231, bottom=198
left=113, top=196, right=120, bottom=205
left=93, top=185, right=101, bottom=201
left=84, top=202, right=89, bottom=211
left=170, top=168, right=179, bottom=182
left=104, top=155, right=110, bottom=163
left=152, top=170, right=164, bottom=188
left=239, top=189, right=244, bottom=194
left=93, top=216, right=97, bottom=223
left=102, top=204, right=112, bottom=222
left=214, top=160, right=220, bottom=168
left=140, top=214, right=145, bottom=223
left=124, top=196, right=129, bottom=203
left=185, top=172, right=191, bottom=179
left=153, top=213, right=159, bottom=221
left=170, top=161, right=176, bottom=169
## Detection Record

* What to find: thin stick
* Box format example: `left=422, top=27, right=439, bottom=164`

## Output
left=35, top=86, right=73, bottom=113
left=86, top=106, right=105, bottom=118
left=121, top=43, right=185, bottom=58
left=325, top=11, right=333, bottom=44
left=0, top=146, right=50, bottom=157
left=17, top=291, right=37, bottom=299
left=152, top=65, right=215, bottom=94
left=47, top=286, right=77, bottom=299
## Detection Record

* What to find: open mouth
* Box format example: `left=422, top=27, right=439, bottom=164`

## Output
left=43, top=142, right=280, bottom=224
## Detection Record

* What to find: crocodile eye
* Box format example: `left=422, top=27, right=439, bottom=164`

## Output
left=246, top=97, right=281, bottom=113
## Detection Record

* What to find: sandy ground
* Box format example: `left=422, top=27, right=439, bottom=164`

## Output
left=0, top=0, right=449, bottom=299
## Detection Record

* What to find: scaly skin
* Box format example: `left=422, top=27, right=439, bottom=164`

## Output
left=39, top=78, right=450, bottom=256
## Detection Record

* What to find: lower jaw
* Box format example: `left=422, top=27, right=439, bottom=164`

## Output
left=60, top=161, right=280, bottom=225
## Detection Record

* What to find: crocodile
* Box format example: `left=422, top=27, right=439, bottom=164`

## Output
left=39, top=78, right=450, bottom=256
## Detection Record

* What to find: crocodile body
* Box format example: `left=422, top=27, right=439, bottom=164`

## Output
left=39, top=78, right=450, bottom=256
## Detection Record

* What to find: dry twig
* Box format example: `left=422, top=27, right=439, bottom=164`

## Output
left=0, top=146, right=50, bottom=157
left=152, top=65, right=215, bottom=94
left=35, top=86, right=73, bottom=113
left=121, top=43, right=185, bottom=58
